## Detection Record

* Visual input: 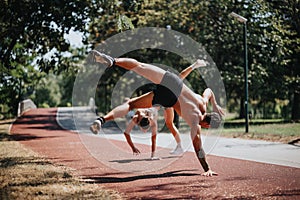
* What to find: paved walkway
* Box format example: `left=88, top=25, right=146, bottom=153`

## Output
left=10, top=107, right=300, bottom=199
left=57, top=107, right=300, bottom=168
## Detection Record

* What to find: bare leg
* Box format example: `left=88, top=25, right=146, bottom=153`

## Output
left=103, top=92, right=154, bottom=122
left=179, top=59, right=207, bottom=79
left=202, top=88, right=225, bottom=116
left=164, top=108, right=181, bottom=144
left=164, top=108, right=183, bottom=155
left=151, top=133, right=157, bottom=158
left=103, top=103, right=130, bottom=122
left=90, top=92, right=155, bottom=134
left=92, top=51, right=205, bottom=84
left=115, top=58, right=166, bottom=84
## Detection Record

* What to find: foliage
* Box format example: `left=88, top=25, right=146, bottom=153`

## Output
left=88, top=0, right=299, bottom=120
left=0, top=0, right=97, bottom=116
left=29, top=74, right=61, bottom=108
left=265, top=0, right=300, bottom=119
left=0, top=0, right=299, bottom=120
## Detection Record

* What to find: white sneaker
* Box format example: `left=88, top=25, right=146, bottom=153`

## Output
left=90, top=50, right=114, bottom=67
left=170, top=145, right=184, bottom=155
left=150, top=156, right=160, bottom=160
left=90, top=119, right=102, bottom=135
left=192, top=59, right=207, bottom=69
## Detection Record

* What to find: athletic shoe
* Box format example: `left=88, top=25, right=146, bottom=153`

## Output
left=170, top=145, right=184, bottom=155
left=150, top=156, right=160, bottom=160
left=90, top=119, right=102, bottom=134
left=192, top=59, right=207, bottom=69
left=90, top=50, right=114, bottom=67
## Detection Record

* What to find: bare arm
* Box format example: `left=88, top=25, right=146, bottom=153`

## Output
left=190, top=123, right=209, bottom=171
left=150, top=120, right=157, bottom=158
left=179, top=60, right=224, bottom=117
left=124, top=118, right=140, bottom=155
left=203, top=88, right=225, bottom=116
left=191, top=122, right=218, bottom=176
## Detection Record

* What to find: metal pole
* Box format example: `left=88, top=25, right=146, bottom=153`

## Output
left=230, top=12, right=249, bottom=133
left=243, top=22, right=249, bottom=133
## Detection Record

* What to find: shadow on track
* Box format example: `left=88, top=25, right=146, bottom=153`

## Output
left=83, top=169, right=199, bottom=184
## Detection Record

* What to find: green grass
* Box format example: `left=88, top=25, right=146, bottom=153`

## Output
left=174, top=117, right=300, bottom=143
left=223, top=123, right=299, bottom=136
left=220, top=122, right=300, bottom=143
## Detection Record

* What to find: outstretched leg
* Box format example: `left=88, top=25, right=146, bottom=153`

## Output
left=91, top=50, right=166, bottom=84
left=90, top=92, right=154, bottom=134
left=103, top=92, right=154, bottom=122
left=164, top=108, right=180, bottom=143
left=114, top=58, right=166, bottom=84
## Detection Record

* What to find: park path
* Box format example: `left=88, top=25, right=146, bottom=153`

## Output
left=10, top=108, right=300, bottom=199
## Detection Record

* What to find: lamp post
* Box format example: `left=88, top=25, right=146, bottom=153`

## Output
left=230, top=12, right=249, bottom=133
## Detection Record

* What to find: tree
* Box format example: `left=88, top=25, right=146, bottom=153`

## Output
left=0, top=0, right=98, bottom=116
left=88, top=0, right=299, bottom=120
left=265, top=0, right=300, bottom=120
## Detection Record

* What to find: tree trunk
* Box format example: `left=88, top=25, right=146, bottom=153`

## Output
left=291, top=90, right=300, bottom=120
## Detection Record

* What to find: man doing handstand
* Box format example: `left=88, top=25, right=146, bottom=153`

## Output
left=90, top=50, right=224, bottom=176
left=112, top=64, right=205, bottom=159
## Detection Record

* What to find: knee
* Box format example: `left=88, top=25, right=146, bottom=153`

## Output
left=128, top=101, right=133, bottom=111
left=128, top=100, right=136, bottom=111
left=116, top=58, right=140, bottom=69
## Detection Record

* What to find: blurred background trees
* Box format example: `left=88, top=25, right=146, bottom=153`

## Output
left=0, top=0, right=299, bottom=121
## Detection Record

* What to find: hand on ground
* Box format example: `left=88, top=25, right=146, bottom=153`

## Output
left=201, top=169, right=218, bottom=177
left=132, top=147, right=141, bottom=155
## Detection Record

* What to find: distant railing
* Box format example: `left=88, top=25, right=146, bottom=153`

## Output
left=18, top=99, right=37, bottom=116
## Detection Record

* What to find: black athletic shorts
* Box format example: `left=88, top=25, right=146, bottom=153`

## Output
left=152, top=71, right=183, bottom=107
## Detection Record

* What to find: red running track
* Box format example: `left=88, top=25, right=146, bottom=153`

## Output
left=10, top=108, right=300, bottom=199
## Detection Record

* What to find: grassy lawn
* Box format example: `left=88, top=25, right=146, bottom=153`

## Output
left=221, top=121, right=300, bottom=143
left=176, top=117, right=300, bottom=144
left=0, top=119, right=123, bottom=200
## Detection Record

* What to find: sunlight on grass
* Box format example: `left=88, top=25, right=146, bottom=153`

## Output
left=221, top=122, right=300, bottom=143
left=0, top=120, right=123, bottom=199
left=223, top=123, right=299, bottom=136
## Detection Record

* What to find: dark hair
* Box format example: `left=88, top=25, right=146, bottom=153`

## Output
left=139, top=117, right=150, bottom=129
left=204, top=112, right=222, bottom=128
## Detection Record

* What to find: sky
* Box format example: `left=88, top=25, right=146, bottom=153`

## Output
left=64, top=29, right=84, bottom=48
